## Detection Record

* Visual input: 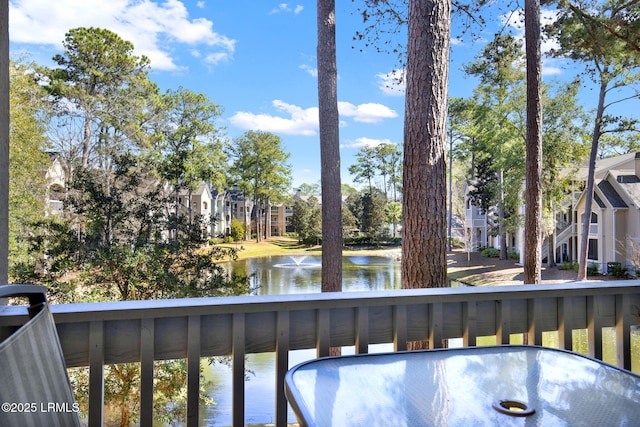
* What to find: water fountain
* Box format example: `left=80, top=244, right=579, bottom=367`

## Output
left=273, top=255, right=320, bottom=269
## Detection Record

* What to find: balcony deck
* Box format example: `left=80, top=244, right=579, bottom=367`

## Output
left=2, top=280, right=640, bottom=426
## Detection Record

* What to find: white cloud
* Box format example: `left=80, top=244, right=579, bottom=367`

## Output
left=299, top=64, right=318, bottom=77
left=338, top=102, right=398, bottom=123
left=204, top=52, right=231, bottom=65
left=270, top=4, right=303, bottom=15
left=343, top=137, right=396, bottom=149
left=229, top=99, right=397, bottom=135
left=376, top=70, right=406, bottom=96
left=196, top=1, right=205, bottom=8
left=229, top=100, right=319, bottom=136
left=9, top=0, right=235, bottom=71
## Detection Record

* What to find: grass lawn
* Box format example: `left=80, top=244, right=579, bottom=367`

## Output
left=216, top=236, right=400, bottom=261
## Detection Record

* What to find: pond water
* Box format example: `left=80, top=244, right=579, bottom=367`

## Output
left=226, top=254, right=404, bottom=295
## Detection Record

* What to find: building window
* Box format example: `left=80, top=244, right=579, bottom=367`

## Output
left=590, top=212, right=598, bottom=235
left=49, top=184, right=65, bottom=201
left=203, top=201, right=208, bottom=210
left=588, top=238, right=598, bottom=260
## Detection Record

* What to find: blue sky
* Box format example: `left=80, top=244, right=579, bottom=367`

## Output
left=9, top=0, right=573, bottom=190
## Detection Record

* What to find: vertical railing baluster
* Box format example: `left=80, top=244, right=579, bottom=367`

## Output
left=88, top=320, right=104, bottom=427
left=275, top=310, right=290, bottom=427
left=587, top=296, right=604, bottom=360
left=496, top=300, right=510, bottom=344
left=232, top=312, right=245, bottom=427
left=527, top=298, right=543, bottom=346
left=429, top=303, right=444, bottom=349
left=186, top=316, right=201, bottom=427
left=393, top=304, right=407, bottom=351
left=463, top=301, right=477, bottom=347
left=356, top=306, right=369, bottom=354
left=615, top=294, right=631, bottom=370
left=558, top=296, right=573, bottom=350
left=140, top=318, right=154, bottom=427
left=316, top=308, right=330, bottom=357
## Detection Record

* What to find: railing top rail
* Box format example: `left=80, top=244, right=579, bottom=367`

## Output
left=3, top=280, right=640, bottom=324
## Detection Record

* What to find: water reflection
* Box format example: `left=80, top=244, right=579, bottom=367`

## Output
left=223, top=255, right=403, bottom=295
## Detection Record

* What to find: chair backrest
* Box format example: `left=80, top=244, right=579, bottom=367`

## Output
left=0, top=284, right=82, bottom=427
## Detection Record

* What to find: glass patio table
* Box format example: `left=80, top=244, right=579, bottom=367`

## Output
left=284, top=345, right=640, bottom=427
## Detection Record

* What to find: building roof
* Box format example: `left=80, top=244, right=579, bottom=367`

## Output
left=572, top=151, right=638, bottom=181
left=597, top=180, right=628, bottom=208
left=609, top=170, right=640, bottom=208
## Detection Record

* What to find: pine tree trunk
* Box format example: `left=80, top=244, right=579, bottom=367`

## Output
left=524, top=0, right=543, bottom=284
left=317, top=0, right=342, bottom=293
left=401, top=0, right=450, bottom=289
left=577, top=80, right=607, bottom=280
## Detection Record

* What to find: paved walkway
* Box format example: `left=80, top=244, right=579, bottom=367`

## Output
left=447, top=250, right=580, bottom=286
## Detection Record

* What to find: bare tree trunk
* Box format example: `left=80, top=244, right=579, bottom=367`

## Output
left=498, top=170, right=507, bottom=260
left=524, top=0, right=543, bottom=284
left=448, top=127, right=453, bottom=252
left=81, top=107, right=92, bottom=170
left=577, top=80, right=607, bottom=280
left=317, top=0, right=342, bottom=294
left=0, top=0, right=8, bottom=285
left=401, top=0, right=450, bottom=292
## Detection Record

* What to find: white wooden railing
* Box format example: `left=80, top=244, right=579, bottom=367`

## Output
left=2, top=281, right=640, bottom=426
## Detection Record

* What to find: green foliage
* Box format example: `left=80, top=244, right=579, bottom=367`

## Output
left=290, top=197, right=322, bottom=245
left=449, top=236, right=465, bottom=249
left=607, top=262, right=629, bottom=278
left=296, top=182, right=320, bottom=196
left=460, top=34, right=528, bottom=242
left=375, top=143, right=403, bottom=201
left=156, top=86, right=227, bottom=195
left=7, top=61, right=51, bottom=275
left=342, top=205, right=358, bottom=237
left=559, top=261, right=576, bottom=271
left=42, top=27, right=154, bottom=171
left=544, top=0, right=640, bottom=279
left=229, top=218, right=246, bottom=243
left=343, top=235, right=401, bottom=247
left=347, top=191, right=389, bottom=241
left=348, top=145, right=377, bottom=193
left=347, top=143, right=403, bottom=200
left=16, top=152, right=247, bottom=425
left=361, top=192, right=386, bottom=235
left=227, top=131, right=292, bottom=241
left=384, top=201, right=402, bottom=237
left=480, top=247, right=500, bottom=258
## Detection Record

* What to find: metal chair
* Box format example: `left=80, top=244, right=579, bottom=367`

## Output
left=0, top=284, right=82, bottom=427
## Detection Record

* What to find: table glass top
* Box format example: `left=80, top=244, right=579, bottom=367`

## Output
left=285, top=345, right=640, bottom=427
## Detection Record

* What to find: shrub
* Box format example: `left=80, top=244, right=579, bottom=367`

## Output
left=480, top=247, right=500, bottom=258
left=559, top=261, right=575, bottom=271
left=608, top=262, right=629, bottom=278
left=587, top=262, right=599, bottom=276
left=449, top=237, right=464, bottom=249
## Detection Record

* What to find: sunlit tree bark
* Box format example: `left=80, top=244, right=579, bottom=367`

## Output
left=401, top=0, right=450, bottom=289
left=317, top=0, right=342, bottom=293
left=524, top=0, right=543, bottom=284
